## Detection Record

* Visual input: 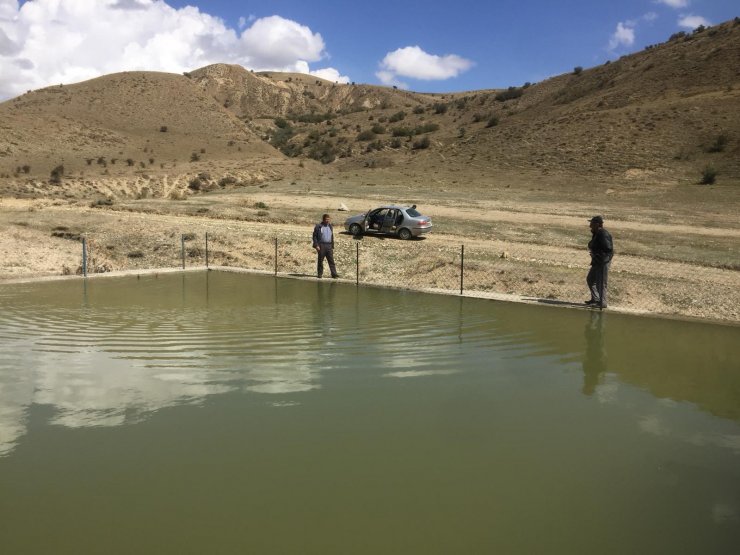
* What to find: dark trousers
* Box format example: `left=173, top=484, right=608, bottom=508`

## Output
left=317, top=243, right=337, bottom=277
left=587, top=262, right=610, bottom=307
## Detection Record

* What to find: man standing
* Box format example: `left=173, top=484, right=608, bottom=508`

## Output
left=586, top=215, right=613, bottom=308
left=312, top=213, right=339, bottom=279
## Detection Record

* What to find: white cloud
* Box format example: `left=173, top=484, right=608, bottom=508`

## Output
left=310, top=67, right=351, bottom=84
left=375, top=70, right=408, bottom=90
left=643, top=12, right=658, bottom=22
left=0, top=1, right=350, bottom=99
left=239, top=15, right=325, bottom=68
left=376, top=45, right=473, bottom=86
left=655, top=0, right=689, bottom=8
left=608, top=21, right=636, bottom=51
left=678, top=14, right=711, bottom=29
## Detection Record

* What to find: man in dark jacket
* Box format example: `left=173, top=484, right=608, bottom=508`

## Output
left=312, top=213, right=339, bottom=279
left=586, top=215, right=613, bottom=308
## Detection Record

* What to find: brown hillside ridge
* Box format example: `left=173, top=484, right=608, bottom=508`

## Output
left=0, top=18, right=739, bottom=323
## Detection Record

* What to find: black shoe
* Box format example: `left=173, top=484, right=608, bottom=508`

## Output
left=317, top=275, right=323, bottom=279
left=331, top=274, right=340, bottom=279
left=584, top=299, right=597, bottom=305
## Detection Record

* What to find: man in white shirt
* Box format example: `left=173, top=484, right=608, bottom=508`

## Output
left=311, top=214, right=339, bottom=279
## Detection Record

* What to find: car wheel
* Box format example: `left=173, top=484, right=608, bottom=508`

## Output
left=398, top=228, right=412, bottom=240
left=349, top=223, right=363, bottom=236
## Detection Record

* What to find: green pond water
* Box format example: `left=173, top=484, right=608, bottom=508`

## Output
left=0, top=271, right=739, bottom=554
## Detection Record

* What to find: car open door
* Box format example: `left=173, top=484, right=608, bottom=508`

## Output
left=380, top=209, right=397, bottom=234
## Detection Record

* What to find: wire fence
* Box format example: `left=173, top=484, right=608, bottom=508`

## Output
left=64, top=229, right=525, bottom=296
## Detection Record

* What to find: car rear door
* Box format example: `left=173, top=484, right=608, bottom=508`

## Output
left=380, top=209, right=397, bottom=234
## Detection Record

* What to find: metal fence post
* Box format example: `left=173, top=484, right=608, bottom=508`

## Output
left=205, top=232, right=209, bottom=269
left=460, top=244, right=465, bottom=295
left=82, top=237, right=87, bottom=278
left=356, top=242, right=359, bottom=286
left=181, top=234, right=185, bottom=270
left=274, top=237, right=278, bottom=276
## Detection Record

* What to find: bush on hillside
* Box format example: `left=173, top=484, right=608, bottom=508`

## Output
left=486, top=116, right=499, bottom=128
left=49, top=165, right=64, bottom=184
left=700, top=166, right=717, bottom=185
left=495, top=87, right=523, bottom=102
left=573, top=66, right=583, bottom=75
left=356, top=130, right=376, bottom=141
left=706, top=134, right=728, bottom=153
left=388, top=111, right=406, bottom=123
left=412, top=136, right=430, bottom=150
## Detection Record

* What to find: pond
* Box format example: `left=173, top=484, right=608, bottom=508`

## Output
left=0, top=271, right=739, bottom=553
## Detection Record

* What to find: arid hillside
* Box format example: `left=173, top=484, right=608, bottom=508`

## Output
left=0, top=18, right=738, bottom=201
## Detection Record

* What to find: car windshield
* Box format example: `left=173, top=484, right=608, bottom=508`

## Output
left=406, top=208, right=422, bottom=217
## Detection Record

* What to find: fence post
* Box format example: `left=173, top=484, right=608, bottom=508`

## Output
left=181, top=234, right=185, bottom=270
left=205, top=232, right=209, bottom=269
left=82, top=237, right=87, bottom=278
left=460, top=244, right=465, bottom=295
left=274, top=238, right=278, bottom=276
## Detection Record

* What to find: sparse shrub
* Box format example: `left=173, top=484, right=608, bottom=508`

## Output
left=190, top=152, right=200, bottom=162
left=573, top=66, right=583, bottom=75
left=126, top=158, right=135, bottom=166
left=415, top=123, right=439, bottom=134
left=693, top=25, right=706, bottom=34
left=86, top=158, right=93, bottom=166
left=433, top=103, right=448, bottom=114
left=700, top=166, right=717, bottom=185
left=495, top=87, right=523, bottom=102
left=706, top=134, right=728, bottom=153
left=21, top=165, right=30, bottom=174
left=486, top=116, right=499, bottom=128
left=49, top=165, right=64, bottom=184
left=110, top=159, right=117, bottom=165
left=366, top=140, right=384, bottom=152
left=200, top=148, right=206, bottom=154
left=160, top=126, right=168, bottom=132
left=218, top=176, right=238, bottom=187
left=390, top=138, right=402, bottom=149
left=270, top=126, right=295, bottom=148
left=388, top=110, right=406, bottom=123
left=254, top=201, right=268, bottom=209
left=281, top=143, right=303, bottom=157
left=274, top=117, right=289, bottom=128
left=149, top=158, right=155, bottom=165
left=413, top=106, right=425, bottom=114
left=412, top=136, right=430, bottom=150
left=139, top=161, right=145, bottom=168
left=472, top=113, right=486, bottom=123
left=458, top=127, right=466, bottom=138
left=392, top=126, right=414, bottom=137
left=669, top=31, right=687, bottom=41
left=127, top=251, right=144, bottom=258
left=188, top=177, right=203, bottom=191
left=256, top=210, right=269, bottom=217
left=371, top=124, right=386, bottom=134
left=356, top=130, right=376, bottom=141
left=308, top=141, right=338, bottom=164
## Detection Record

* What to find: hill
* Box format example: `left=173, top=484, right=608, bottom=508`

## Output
left=0, top=18, right=738, bottom=200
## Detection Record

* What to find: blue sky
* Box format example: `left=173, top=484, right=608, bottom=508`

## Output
left=1, top=0, right=737, bottom=99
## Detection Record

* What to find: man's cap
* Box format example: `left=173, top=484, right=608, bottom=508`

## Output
left=589, top=215, right=604, bottom=224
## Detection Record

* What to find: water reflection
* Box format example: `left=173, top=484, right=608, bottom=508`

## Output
left=582, top=311, right=607, bottom=396
left=0, top=272, right=739, bottom=460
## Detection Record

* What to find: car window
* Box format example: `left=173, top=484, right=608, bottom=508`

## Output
left=406, top=208, right=421, bottom=217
